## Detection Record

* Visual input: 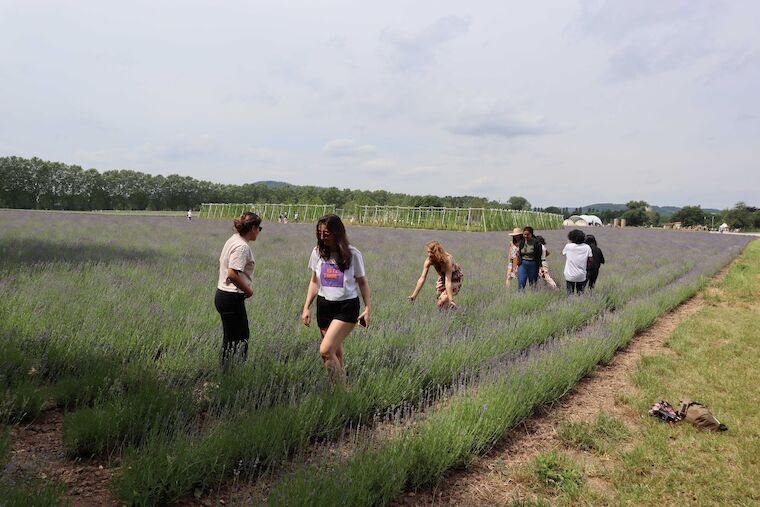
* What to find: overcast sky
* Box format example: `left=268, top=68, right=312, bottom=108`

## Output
left=1, top=1, right=758, bottom=208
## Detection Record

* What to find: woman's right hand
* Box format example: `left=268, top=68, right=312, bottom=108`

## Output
left=407, top=295, right=416, bottom=302
left=301, top=308, right=311, bottom=327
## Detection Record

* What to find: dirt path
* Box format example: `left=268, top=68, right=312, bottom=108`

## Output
left=397, top=292, right=708, bottom=506
left=5, top=409, right=119, bottom=506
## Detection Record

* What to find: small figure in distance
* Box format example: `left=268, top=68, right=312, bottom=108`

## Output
left=517, top=226, right=543, bottom=291
left=505, top=227, right=522, bottom=287
left=187, top=209, right=192, bottom=221
left=408, top=241, right=464, bottom=311
left=562, top=229, right=593, bottom=296
left=534, top=235, right=559, bottom=290
left=585, top=234, right=605, bottom=291
left=215, top=212, right=262, bottom=371
left=301, top=215, right=371, bottom=387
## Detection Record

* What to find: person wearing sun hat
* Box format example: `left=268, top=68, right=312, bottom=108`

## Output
left=505, top=227, right=522, bottom=286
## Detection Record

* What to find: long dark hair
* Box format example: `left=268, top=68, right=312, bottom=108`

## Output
left=585, top=234, right=597, bottom=247
left=316, top=214, right=352, bottom=271
left=234, top=212, right=261, bottom=235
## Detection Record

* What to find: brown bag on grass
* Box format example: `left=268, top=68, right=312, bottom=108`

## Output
left=678, top=399, right=728, bottom=431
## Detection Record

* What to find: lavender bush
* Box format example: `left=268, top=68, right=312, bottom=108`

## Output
left=0, top=210, right=752, bottom=505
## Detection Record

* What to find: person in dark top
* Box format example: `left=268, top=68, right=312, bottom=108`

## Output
left=517, top=226, right=543, bottom=291
left=585, top=234, right=605, bottom=291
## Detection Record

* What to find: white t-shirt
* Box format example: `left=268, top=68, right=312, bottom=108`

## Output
left=308, top=246, right=366, bottom=301
left=562, top=243, right=592, bottom=282
left=217, top=234, right=255, bottom=293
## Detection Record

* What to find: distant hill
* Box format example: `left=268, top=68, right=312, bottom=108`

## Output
left=253, top=180, right=292, bottom=188
left=575, top=203, right=720, bottom=217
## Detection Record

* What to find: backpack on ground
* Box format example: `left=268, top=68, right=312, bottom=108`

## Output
left=648, top=400, right=681, bottom=423
left=678, top=399, right=728, bottom=431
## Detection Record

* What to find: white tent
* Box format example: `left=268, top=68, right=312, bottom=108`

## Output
left=579, top=214, right=603, bottom=226
left=566, top=214, right=602, bottom=227
left=718, top=223, right=730, bottom=233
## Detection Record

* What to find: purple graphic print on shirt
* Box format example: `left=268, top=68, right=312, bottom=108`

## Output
left=320, top=262, right=344, bottom=288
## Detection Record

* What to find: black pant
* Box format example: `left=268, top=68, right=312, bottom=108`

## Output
left=214, top=289, right=249, bottom=370
left=566, top=280, right=587, bottom=295
left=587, top=268, right=600, bottom=289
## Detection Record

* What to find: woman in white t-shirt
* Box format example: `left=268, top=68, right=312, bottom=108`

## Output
left=215, top=212, right=262, bottom=371
left=562, top=229, right=593, bottom=295
left=301, top=214, right=371, bottom=385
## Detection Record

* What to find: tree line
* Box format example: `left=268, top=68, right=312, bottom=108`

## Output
left=1, top=156, right=757, bottom=229
left=0, top=156, right=531, bottom=213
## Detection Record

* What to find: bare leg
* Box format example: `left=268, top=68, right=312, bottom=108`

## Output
left=319, top=320, right=356, bottom=386
left=437, top=292, right=457, bottom=311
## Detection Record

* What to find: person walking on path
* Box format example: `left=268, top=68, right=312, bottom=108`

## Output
left=505, top=227, right=522, bottom=287
left=408, top=241, right=464, bottom=310
left=517, top=226, right=543, bottom=291
left=535, top=235, right=559, bottom=290
left=215, top=212, right=262, bottom=371
left=562, top=229, right=593, bottom=295
left=187, top=209, right=193, bottom=221
left=302, top=215, right=371, bottom=386
left=585, top=234, right=605, bottom=291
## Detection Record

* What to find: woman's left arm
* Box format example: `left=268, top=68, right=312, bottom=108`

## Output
left=356, top=276, right=371, bottom=327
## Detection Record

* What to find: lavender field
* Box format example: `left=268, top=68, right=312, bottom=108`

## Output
left=0, top=209, right=752, bottom=506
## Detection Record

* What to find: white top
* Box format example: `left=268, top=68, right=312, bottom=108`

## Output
left=562, top=243, right=592, bottom=282
left=308, top=245, right=366, bottom=301
left=217, top=234, right=255, bottom=293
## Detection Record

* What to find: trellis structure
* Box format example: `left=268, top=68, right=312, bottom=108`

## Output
left=200, top=203, right=563, bottom=231
left=355, top=206, right=563, bottom=231
left=199, top=203, right=335, bottom=222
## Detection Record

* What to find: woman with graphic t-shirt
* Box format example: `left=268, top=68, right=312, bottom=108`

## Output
left=215, top=211, right=262, bottom=371
left=301, top=215, right=371, bottom=386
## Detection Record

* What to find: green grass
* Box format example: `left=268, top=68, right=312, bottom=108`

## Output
left=511, top=239, right=760, bottom=505
left=556, top=414, right=630, bottom=453
left=609, top=249, right=760, bottom=504
left=531, top=451, right=584, bottom=494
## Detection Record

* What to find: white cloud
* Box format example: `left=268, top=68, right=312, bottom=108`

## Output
left=322, top=139, right=377, bottom=158
left=381, top=15, right=470, bottom=73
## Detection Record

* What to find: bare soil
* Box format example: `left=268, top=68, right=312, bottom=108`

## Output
left=5, top=409, right=119, bottom=506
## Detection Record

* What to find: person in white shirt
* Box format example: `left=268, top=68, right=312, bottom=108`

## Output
left=187, top=209, right=193, bottom=221
left=302, top=215, right=371, bottom=386
left=562, top=229, right=593, bottom=295
left=215, top=212, right=262, bottom=371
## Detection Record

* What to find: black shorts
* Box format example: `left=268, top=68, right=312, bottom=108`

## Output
left=316, top=296, right=360, bottom=329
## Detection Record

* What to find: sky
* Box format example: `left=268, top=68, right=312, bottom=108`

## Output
left=1, top=1, right=758, bottom=209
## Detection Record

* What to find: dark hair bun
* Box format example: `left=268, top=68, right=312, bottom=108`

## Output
left=234, top=212, right=261, bottom=234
